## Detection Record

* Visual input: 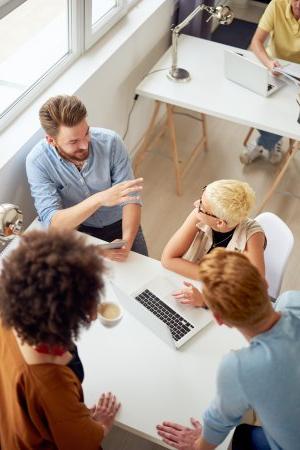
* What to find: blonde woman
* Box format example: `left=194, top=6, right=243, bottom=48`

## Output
left=161, top=179, right=266, bottom=307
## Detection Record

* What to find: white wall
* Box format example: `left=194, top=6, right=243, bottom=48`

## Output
left=0, top=0, right=173, bottom=228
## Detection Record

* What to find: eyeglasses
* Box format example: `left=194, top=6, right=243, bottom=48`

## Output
left=198, top=186, right=220, bottom=220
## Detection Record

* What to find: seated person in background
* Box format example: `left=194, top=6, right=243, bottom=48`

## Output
left=0, top=230, right=120, bottom=450
left=240, top=0, right=300, bottom=165
left=26, top=94, right=147, bottom=261
left=157, top=249, right=300, bottom=450
left=161, top=179, right=265, bottom=307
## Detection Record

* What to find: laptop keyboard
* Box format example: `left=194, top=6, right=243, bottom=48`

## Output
left=135, top=289, right=194, bottom=342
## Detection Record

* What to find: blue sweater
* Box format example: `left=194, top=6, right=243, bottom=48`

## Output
left=202, top=291, right=300, bottom=450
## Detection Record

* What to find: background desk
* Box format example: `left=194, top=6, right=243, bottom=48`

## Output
left=78, top=236, right=247, bottom=449
left=135, top=35, right=300, bottom=208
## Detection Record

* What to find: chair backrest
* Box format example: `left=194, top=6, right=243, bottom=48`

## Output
left=255, top=212, right=294, bottom=299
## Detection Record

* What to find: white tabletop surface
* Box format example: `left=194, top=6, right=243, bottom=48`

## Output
left=137, top=35, right=300, bottom=140
left=16, top=221, right=247, bottom=448
left=78, top=234, right=247, bottom=449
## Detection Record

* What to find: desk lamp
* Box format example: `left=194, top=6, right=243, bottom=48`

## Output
left=168, top=4, right=234, bottom=82
left=0, top=203, right=23, bottom=252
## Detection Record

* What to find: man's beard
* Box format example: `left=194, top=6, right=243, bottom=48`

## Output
left=56, top=145, right=89, bottom=163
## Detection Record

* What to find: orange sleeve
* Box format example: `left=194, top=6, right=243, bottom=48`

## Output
left=38, top=368, right=104, bottom=450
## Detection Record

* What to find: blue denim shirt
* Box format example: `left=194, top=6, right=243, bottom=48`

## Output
left=26, top=128, right=140, bottom=227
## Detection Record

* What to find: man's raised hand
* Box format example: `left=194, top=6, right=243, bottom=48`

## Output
left=98, top=178, right=143, bottom=207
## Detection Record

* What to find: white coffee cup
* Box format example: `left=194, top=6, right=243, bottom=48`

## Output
left=98, top=302, right=123, bottom=327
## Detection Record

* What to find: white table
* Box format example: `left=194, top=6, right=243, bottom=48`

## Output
left=16, top=221, right=247, bottom=448
left=78, top=235, right=247, bottom=449
left=134, top=35, right=300, bottom=208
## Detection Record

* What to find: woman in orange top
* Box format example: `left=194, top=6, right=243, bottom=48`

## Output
left=0, top=229, right=120, bottom=450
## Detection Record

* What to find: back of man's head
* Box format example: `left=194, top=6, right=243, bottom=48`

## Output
left=39, top=95, right=87, bottom=137
left=198, top=248, right=270, bottom=328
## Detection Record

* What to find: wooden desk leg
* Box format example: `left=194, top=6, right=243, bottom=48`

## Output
left=257, top=140, right=299, bottom=213
left=133, top=100, right=161, bottom=175
left=243, top=128, right=254, bottom=147
left=201, top=113, right=208, bottom=151
left=166, top=103, right=182, bottom=196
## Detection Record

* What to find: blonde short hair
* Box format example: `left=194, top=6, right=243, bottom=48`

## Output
left=198, top=248, right=270, bottom=328
left=39, top=95, right=87, bottom=137
left=205, top=179, right=255, bottom=227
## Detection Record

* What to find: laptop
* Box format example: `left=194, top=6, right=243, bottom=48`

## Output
left=111, top=276, right=212, bottom=349
left=224, top=49, right=284, bottom=97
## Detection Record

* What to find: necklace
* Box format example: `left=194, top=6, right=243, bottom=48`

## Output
left=211, top=229, right=235, bottom=249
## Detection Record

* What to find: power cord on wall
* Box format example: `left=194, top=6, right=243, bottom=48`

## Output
left=144, top=67, right=170, bottom=78
left=122, top=67, right=171, bottom=141
left=122, top=94, right=139, bottom=141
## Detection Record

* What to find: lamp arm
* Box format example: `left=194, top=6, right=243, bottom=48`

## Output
left=170, top=4, right=215, bottom=73
left=172, top=5, right=206, bottom=35
left=171, top=5, right=205, bottom=72
left=168, top=4, right=233, bottom=81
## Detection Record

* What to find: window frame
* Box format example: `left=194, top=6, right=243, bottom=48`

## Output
left=84, top=0, right=128, bottom=50
left=0, top=0, right=82, bottom=131
left=0, top=0, right=141, bottom=132
left=84, top=0, right=141, bottom=50
left=0, top=1, right=26, bottom=20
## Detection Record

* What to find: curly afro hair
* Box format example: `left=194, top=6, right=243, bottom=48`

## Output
left=0, top=229, right=105, bottom=347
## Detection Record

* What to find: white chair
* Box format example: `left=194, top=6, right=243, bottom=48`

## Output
left=255, top=212, right=294, bottom=300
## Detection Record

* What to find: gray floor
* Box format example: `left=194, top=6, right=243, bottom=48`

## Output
left=104, top=427, right=165, bottom=450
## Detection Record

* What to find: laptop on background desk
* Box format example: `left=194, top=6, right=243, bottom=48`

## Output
left=111, top=276, right=212, bottom=349
left=224, top=49, right=284, bottom=97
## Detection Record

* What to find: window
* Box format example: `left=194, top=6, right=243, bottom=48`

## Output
left=0, top=0, right=140, bottom=130
left=92, top=1, right=120, bottom=25
left=0, top=0, right=73, bottom=126
left=84, top=0, right=128, bottom=49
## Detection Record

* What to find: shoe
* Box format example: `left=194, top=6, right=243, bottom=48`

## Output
left=268, top=141, right=283, bottom=164
left=240, top=140, right=269, bottom=165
